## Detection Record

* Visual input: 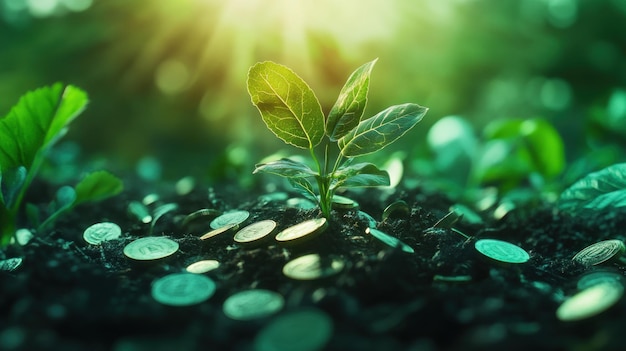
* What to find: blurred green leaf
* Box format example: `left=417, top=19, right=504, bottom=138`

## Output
left=559, top=163, right=626, bottom=211
left=247, top=61, right=324, bottom=149
left=339, top=103, right=427, bottom=157
left=327, top=59, right=377, bottom=141
left=74, top=170, right=123, bottom=206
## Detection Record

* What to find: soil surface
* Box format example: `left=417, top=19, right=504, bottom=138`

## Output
left=1, top=178, right=625, bottom=351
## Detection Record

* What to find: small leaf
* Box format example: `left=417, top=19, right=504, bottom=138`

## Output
left=288, top=177, right=317, bottom=202
left=331, top=163, right=390, bottom=190
left=247, top=61, right=325, bottom=149
left=559, top=163, right=626, bottom=211
left=74, top=170, right=123, bottom=206
left=253, top=158, right=317, bottom=178
left=55, top=185, right=77, bottom=210
left=339, top=103, right=427, bottom=157
left=0, top=83, right=88, bottom=172
left=326, top=59, right=377, bottom=141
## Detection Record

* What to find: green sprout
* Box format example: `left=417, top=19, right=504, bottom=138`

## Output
left=247, top=59, right=427, bottom=218
left=0, top=83, right=123, bottom=247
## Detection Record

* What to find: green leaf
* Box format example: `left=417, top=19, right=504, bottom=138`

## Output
left=0, top=83, right=88, bottom=172
left=74, top=170, right=124, bottom=206
left=339, top=103, right=427, bottom=157
left=326, top=59, right=377, bottom=141
left=247, top=61, right=325, bottom=149
left=559, top=163, right=626, bottom=211
left=0, top=166, right=26, bottom=208
left=331, top=163, right=390, bottom=190
left=288, top=177, right=317, bottom=202
left=253, top=158, right=317, bottom=178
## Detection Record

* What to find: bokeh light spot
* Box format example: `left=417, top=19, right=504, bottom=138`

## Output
left=155, top=59, right=190, bottom=95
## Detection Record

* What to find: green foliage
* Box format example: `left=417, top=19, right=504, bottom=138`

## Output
left=248, top=60, right=427, bottom=218
left=559, top=163, right=626, bottom=211
left=0, top=84, right=123, bottom=247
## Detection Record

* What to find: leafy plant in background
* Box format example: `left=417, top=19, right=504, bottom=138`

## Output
left=247, top=59, right=428, bottom=218
left=0, top=83, right=123, bottom=247
left=559, top=163, right=626, bottom=211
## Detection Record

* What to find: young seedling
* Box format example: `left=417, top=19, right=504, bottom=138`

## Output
left=0, top=83, right=123, bottom=247
left=247, top=59, right=427, bottom=218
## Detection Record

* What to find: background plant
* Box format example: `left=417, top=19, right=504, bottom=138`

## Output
left=0, top=83, right=123, bottom=247
left=247, top=59, right=427, bottom=218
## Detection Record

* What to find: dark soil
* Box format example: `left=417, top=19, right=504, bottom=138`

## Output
left=1, top=179, right=625, bottom=351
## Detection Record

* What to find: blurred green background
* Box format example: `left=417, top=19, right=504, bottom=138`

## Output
left=1, top=0, right=625, bottom=190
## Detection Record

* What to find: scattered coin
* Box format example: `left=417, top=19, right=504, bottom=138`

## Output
left=182, top=208, right=221, bottom=229
left=223, top=289, right=285, bottom=321
left=556, top=281, right=624, bottom=322
left=283, top=253, right=344, bottom=280
left=366, top=227, right=414, bottom=254
left=572, top=239, right=626, bottom=266
left=474, top=239, right=529, bottom=264
left=381, top=200, right=410, bottom=221
left=234, top=220, right=278, bottom=247
left=123, top=237, right=179, bottom=261
left=577, top=270, right=624, bottom=290
left=199, top=223, right=238, bottom=241
left=15, top=228, right=33, bottom=245
left=254, top=308, right=333, bottom=351
left=151, top=273, right=216, bottom=307
left=186, top=259, right=220, bottom=274
left=331, top=195, right=359, bottom=210
left=0, top=257, right=23, bottom=272
left=258, top=192, right=288, bottom=205
left=142, top=193, right=159, bottom=206
left=275, top=218, right=328, bottom=245
left=210, top=210, right=250, bottom=230
left=83, top=222, right=122, bottom=245
left=127, top=201, right=152, bottom=224
left=286, top=198, right=317, bottom=210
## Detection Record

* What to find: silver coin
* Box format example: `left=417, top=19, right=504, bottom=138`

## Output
left=83, top=222, right=122, bottom=245
left=223, top=289, right=285, bottom=321
left=123, top=236, right=179, bottom=261
left=151, top=273, right=216, bottom=306
left=254, top=308, right=333, bottom=351
left=572, top=239, right=626, bottom=266
left=210, top=210, right=250, bottom=229
left=234, top=220, right=277, bottom=246
left=283, top=253, right=344, bottom=280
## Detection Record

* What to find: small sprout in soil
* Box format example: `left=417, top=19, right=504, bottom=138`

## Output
left=0, top=84, right=123, bottom=247
left=381, top=200, right=410, bottom=222
left=247, top=59, right=427, bottom=219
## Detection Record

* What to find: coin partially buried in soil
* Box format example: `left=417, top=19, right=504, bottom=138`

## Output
left=210, top=210, right=250, bottom=230
left=151, top=273, right=216, bottom=307
left=234, top=220, right=277, bottom=247
left=123, top=236, right=179, bottom=261
left=572, top=239, right=626, bottom=266
left=275, top=218, right=328, bottom=245
left=283, top=253, right=345, bottom=280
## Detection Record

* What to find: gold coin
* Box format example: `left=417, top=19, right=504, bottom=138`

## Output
left=282, top=253, right=344, bottom=280
left=186, top=260, right=220, bottom=274
left=234, top=220, right=277, bottom=247
left=275, top=218, right=328, bottom=244
left=199, top=223, right=238, bottom=241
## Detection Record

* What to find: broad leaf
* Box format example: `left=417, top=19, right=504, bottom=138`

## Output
left=0, top=83, right=88, bottom=172
left=253, top=158, right=317, bottom=178
left=74, top=170, right=123, bottom=206
left=326, top=59, right=377, bottom=141
left=559, top=163, right=626, bottom=211
left=339, top=103, right=427, bottom=157
left=331, top=163, right=390, bottom=190
left=247, top=62, right=325, bottom=149
left=0, top=166, right=26, bottom=208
